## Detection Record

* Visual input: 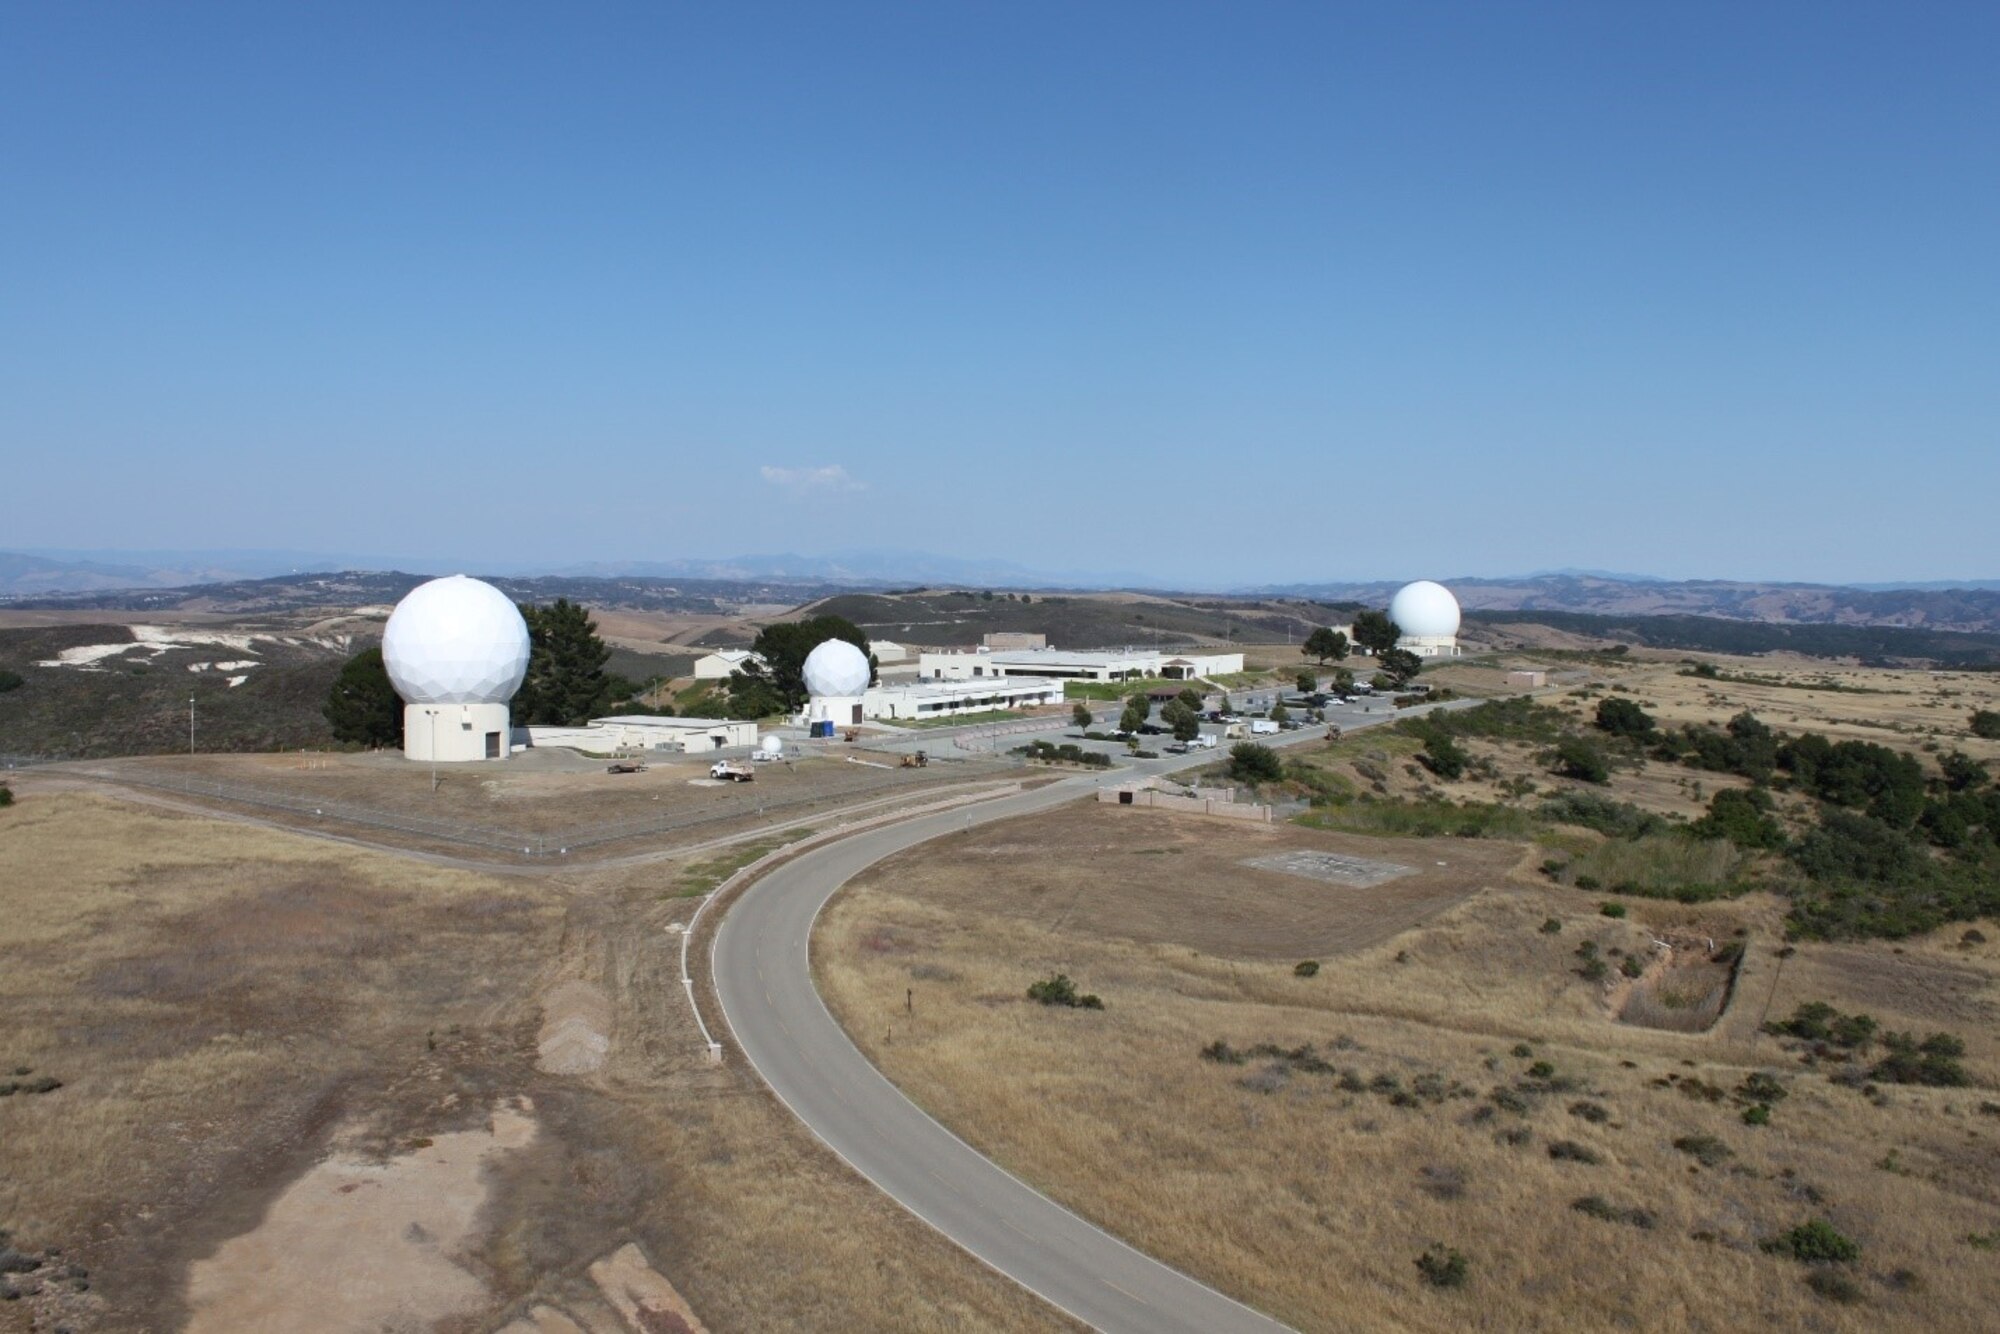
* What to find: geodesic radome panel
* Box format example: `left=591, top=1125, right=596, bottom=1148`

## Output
left=802, top=638, right=871, bottom=698
left=382, top=575, right=531, bottom=704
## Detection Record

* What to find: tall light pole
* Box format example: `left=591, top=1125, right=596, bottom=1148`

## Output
left=425, top=707, right=439, bottom=793
left=188, top=693, right=196, bottom=755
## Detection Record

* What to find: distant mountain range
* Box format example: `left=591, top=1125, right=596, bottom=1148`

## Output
left=7, top=550, right=2000, bottom=635
left=0, top=548, right=1156, bottom=598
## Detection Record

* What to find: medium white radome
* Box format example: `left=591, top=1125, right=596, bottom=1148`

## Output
left=801, top=638, right=871, bottom=697
left=760, top=735, right=785, bottom=756
left=381, top=575, right=531, bottom=705
left=1389, top=580, right=1462, bottom=639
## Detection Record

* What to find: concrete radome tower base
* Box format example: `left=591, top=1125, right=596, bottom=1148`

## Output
left=404, top=702, right=513, bottom=762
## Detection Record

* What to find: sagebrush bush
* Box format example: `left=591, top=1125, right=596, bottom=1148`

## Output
left=1763, top=1219, right=1860, bottom=1264
left=1414, top=1243, right=1469, bottom=1289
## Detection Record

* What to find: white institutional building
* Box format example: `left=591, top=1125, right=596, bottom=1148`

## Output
left=917, top=646, right=1244, bottom=683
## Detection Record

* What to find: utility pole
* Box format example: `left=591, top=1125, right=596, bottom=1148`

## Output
left=188, top=693, right=195, bottom=755
left=426, top=708, right=440, bottom=793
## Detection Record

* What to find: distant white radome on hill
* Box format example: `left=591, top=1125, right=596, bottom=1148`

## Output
left=1389, top=580, right=1462, bottom=657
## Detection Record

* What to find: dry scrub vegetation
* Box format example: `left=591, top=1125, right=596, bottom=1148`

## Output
left=0, top=789, right=1068, bottom=1333
left=819, top=800, right=2000, bottom=1332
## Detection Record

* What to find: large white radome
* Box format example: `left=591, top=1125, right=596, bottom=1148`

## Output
left=382, top=576, right=532, bottom=705
left=1389, top=580, right=1462, bottom=639
left=802, top=638, right=871, bottom=697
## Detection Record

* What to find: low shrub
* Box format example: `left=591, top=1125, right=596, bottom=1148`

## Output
left=1805, top=1269, right=1865, bottom=1303
left=1571, top=1195, right=1655, bottom=1228
left=1293, top=960, right=1320, bottom=978
left=1026, top=973, right=1103, bottom=1009
left=1546, top=1140, right=1601, bottom=1164
left=1673, top=1134, right=1732, bottom=1167
left=1762, top=1219, right=1860, bottom=1264
left=1539, top=917, right=1562, bottom=934
left=1568, top=1101, right=1610, bottom=1124
left=1600, top=901, right=1627, bottom=918
left=1742, top=1103, right=1772, bottom=1126
left=1539, top=791, right=1666, bottom=839
left=1870, top=1031, right=1969, bottom=1086
left=1414, top=1243, right=1469, bottom=1289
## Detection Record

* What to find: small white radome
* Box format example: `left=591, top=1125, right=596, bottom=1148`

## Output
left=802, top=638, right=870, bottom=698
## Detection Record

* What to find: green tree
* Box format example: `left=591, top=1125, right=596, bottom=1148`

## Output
left=1971, top=709, right=2000, bottom=740
left=1595, top=697, right=1657, bottom=741
left=1551, top=735, right=1611, bottom=784
left=1162, top=699, right=1201, bottom=742
left=1692, top=786, right=1784, bottom=849
left=1270, top=700, right=1289, bottom=723
left=1119, top=697, right=1149, bottom=734
left=732, top=615, right=873, bottom=713
left=1424, top=724, right=1472, bottom=776
left=1302, top=626, right=1350, bottom=664
left=1377, top=647, right=1423, bottom=687
left=1350, top=610, right=1400, bottom=657
left=323, top=647, right=401, bottom=747
left=0, top=669, right=22, bottom=693
left=1296, top=670, right=1317, bottom=694
left=1072, top=702, right=1093, bottom=732
left=1176, top=686, right=1206, bottom=713
left=513, top=599, right=614, bottom=726
left=1227, top=742, right=1283, bottom=784
left=1331, top=668, right=1355, bottom=694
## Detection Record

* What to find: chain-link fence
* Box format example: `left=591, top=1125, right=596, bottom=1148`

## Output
left=73, top=757, right=1017, bottom=859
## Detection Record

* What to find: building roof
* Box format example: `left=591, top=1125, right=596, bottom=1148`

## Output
left=593, top=715, right=750, bottom=729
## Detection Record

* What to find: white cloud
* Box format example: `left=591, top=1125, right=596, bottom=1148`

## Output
left=759, top=464, right=866, bottom=495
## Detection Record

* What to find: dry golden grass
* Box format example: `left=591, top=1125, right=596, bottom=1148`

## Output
left=0, top=789, right=1068, bottom=1333
left=819, top=801, right=2000, bottom=1332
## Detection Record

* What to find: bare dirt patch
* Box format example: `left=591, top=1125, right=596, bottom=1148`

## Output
left=855, top=802, right=1522, bottom=962
left=186, top=1099, right=539, bottom=1332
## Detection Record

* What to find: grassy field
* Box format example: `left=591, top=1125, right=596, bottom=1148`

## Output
left=818, top=797, right=2000, bottom=1331
left=0, top=787, right=1069, bottom=1332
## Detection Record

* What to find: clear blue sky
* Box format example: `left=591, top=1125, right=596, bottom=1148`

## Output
left=4, top=2, right=1996, bottom=586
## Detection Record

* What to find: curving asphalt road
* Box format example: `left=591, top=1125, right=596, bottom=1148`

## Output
left=712, top=702, right=1483, bottom=1331
left=712, top=764, right=1301, bottom=1333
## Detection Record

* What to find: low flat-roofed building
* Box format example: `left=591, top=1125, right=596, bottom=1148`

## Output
left=918, top=647, right=1244, bottom=683
left=863, top=675, right=1064, bottom=721
left=526, top=715, right=758, bottom=753
left=869, top=639, right=911, bottom=664
left=692, top=649, right=763, bottom=680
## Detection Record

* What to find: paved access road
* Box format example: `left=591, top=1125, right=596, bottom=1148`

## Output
left=708, top=704, right=1491, bottom=1331
left=712, top=767, right=1299, bottom=1333
left=712, top=699, right=1481, bottom=1330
